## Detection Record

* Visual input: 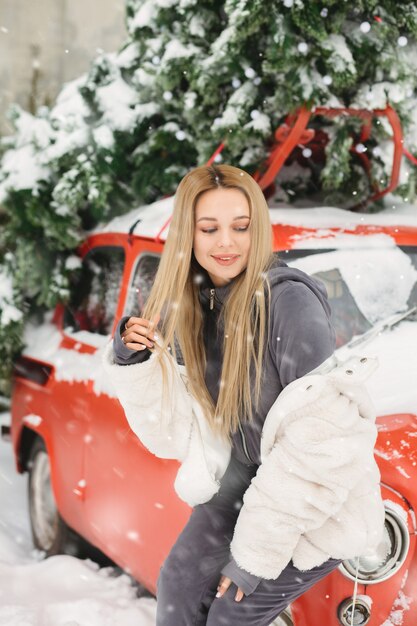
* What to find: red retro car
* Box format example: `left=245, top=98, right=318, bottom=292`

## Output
left=4, top=195, right=417, bottom=626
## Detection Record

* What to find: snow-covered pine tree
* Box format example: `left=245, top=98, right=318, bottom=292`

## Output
left=0, top=0, right=417, bottom=394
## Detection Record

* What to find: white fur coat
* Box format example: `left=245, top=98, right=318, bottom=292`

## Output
left=101, top=342, right=386, bottom=580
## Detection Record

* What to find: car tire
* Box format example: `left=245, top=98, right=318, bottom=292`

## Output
left=28, top=437, right=82, bottom=557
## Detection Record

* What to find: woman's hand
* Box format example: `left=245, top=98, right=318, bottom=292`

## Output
left=121, top=313, right=160, bottom=351
left=216, top=575, right=245, bottom=602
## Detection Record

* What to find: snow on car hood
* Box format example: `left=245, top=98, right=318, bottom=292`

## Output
left=336, top=321, right=417, bottom=418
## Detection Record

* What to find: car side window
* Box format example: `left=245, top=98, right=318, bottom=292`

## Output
left=64, top=246, right=125, bottom=335
left=124, top=254, right=160, bottom=317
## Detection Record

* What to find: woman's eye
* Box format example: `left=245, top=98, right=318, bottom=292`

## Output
left=201, top=227, right=248, bottom=234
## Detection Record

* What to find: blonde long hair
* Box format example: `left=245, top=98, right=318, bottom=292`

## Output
left=141, top=164, right=276, bottom=443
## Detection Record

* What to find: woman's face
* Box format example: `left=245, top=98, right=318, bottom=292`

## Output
left=193, top=187, right=251, bottom=287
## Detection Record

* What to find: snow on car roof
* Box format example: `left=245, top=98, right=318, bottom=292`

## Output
left=87, top=195, right=175, bottom=240
left=87, top=193, right=417, bottom=242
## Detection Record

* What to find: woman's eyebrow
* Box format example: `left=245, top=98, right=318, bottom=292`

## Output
left=197, top=215, right=250, bottom=222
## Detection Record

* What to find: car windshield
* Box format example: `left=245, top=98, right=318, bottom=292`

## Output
left=284, top=246, right=417, bottom=348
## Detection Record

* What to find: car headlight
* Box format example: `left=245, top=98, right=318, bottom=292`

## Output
left=339, top=506, right=410, bottom=584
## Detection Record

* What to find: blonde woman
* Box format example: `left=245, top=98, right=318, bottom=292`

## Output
left=103, top=164, right=383, bottom=625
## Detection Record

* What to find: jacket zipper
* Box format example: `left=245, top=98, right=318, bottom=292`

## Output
left=238, top=421, right=253, bottom=463
left=209, top=288, right=215, bottom=310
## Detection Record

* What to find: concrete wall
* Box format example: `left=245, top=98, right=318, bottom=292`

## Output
left=0, top=0, right=127, bottom=135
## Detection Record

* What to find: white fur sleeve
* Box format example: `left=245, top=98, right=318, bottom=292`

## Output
left=101, top=340, right=193, bottom=461
left=230, top=358, right=380, bottom=579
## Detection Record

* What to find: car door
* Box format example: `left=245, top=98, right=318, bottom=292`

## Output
left=58, top=244, right=126, bottom=539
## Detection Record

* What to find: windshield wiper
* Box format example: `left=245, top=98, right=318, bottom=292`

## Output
left=346, top=305, right=417, bottom=349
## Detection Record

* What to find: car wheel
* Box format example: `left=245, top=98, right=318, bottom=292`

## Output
left=28, top=438, right=82, bottom=556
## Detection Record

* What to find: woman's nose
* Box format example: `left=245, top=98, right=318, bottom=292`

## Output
left=216, top=230, right=234, bottom=247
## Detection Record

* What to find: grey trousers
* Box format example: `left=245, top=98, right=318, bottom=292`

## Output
left=156, top=454, right=342, bottom=626
left=156, top=456, right=340, bottom=626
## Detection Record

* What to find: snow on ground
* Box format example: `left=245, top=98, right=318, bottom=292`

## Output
left=0, top=412, right=157, bottom=626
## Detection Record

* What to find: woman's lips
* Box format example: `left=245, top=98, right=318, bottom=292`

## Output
left=211, top=255, right=239, bottom=266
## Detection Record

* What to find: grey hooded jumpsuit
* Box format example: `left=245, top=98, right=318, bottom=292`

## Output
left=113, top=258, right=343, bottom=625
